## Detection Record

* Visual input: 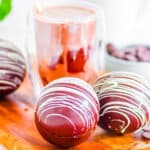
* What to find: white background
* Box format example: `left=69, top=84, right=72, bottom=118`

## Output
left=0, top=0, right=31, bottom=53
left=0, top=0, right=150, bottom=53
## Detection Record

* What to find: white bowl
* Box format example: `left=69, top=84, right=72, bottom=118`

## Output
left=105, top=52, right=150, bottom=81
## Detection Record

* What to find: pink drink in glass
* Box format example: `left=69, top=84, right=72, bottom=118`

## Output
left=34, top=5, right=98, bottom=85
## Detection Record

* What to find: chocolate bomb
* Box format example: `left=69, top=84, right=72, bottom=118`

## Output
left=93, top=72, right=150, bottom=134
left=35, top=77, right=100, bottom=148
left=0, top=39, right=26, bottom=96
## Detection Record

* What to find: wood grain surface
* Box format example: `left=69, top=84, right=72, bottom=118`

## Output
left=0, top=75, right=150, bottom=150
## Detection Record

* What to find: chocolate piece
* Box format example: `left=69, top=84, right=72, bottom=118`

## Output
left=35, top=77, right=100, bottom=148
left=106, top=43, right=150, bottom=62
left=124, top=48, right=137, bottom=56
left=143, top=125, right=150, bottom=132
left=143, top=132, right=150, bottom=140
left=0, top=39, right=26, bottom=96
left=111, top=51, right=124, bottom=59
left=93, top=72, right=150, bottom=134
left=136, top=47, right=150, bottom=61
left=107, top=43, right=116, bottom=54
left=124, top=54, right=137, bottom=61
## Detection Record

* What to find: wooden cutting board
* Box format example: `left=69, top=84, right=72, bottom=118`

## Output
left=0, top=75, right=150, bottom=150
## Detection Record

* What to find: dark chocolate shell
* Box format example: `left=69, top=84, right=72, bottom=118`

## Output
left=0, top=39, right=26, bottom=96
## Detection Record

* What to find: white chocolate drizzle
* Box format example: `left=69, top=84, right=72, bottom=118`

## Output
left=93, top=71, right=150, bottom=133
left=0, top=39, right=26, bottom=93
left=36, top=77, right=100, bottom=137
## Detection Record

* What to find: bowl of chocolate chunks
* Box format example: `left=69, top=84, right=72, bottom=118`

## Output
left=105, top=43, right=150, bottom=81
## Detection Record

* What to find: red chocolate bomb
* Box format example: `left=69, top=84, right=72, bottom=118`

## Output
left=93, top=72, right=150, bottom=134
left=35, top=77, right=99, bottom=148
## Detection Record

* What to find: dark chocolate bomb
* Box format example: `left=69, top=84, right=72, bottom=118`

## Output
left=93, top=72, right=150, bottom=134
left=0, top=39, right=26, bottom=96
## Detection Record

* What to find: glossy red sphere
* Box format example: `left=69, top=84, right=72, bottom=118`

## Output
left=93, top=72, right=150, bottom=134
left=35, top=77, right=99, bottom=148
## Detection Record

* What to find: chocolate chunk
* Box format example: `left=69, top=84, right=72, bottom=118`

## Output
left=136, top=47, right=150, bottom=61
left=143, top=131, right=150, bottom=140
left=124, top=48, right=137, bottom=56
left=143, top=125, right=150, bottom=132
left=111, top=51, right=124, bottom=59
left=107, top=43, right=150, bottom=62
left=0, top=39, right=26, bottom=96
left=124, top=54, right=137, bottom=61
left=107, top=43, right=116, bottom=54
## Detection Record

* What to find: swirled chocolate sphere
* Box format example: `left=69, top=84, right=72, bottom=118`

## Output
left=0, top=39, right=26, bottom=96
left=93, top=72, right=150, bottom=134
left=35, top=77, right=99, bottom=148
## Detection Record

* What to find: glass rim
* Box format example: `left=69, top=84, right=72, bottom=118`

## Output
left=34, top=0, right=104, bottom=23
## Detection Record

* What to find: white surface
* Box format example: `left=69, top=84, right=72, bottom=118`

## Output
left=105, top=53, right=150, bottom=81
left=0, top=0, right=32, bottom=53
left=0, top=0, right=150, bottom=51
left=0, top=144, right=7, bottom=150
left=88, top=0, right=150, bottom=45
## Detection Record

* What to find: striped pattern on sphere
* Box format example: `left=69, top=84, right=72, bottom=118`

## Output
left=0, top=39, right=26, bottom=96
left=93, top=71, right=150, bottom=134
left=35, top=77, right=100, bottom=148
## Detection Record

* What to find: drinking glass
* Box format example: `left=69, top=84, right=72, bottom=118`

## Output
left=26, top=0, right=105, bottom=96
